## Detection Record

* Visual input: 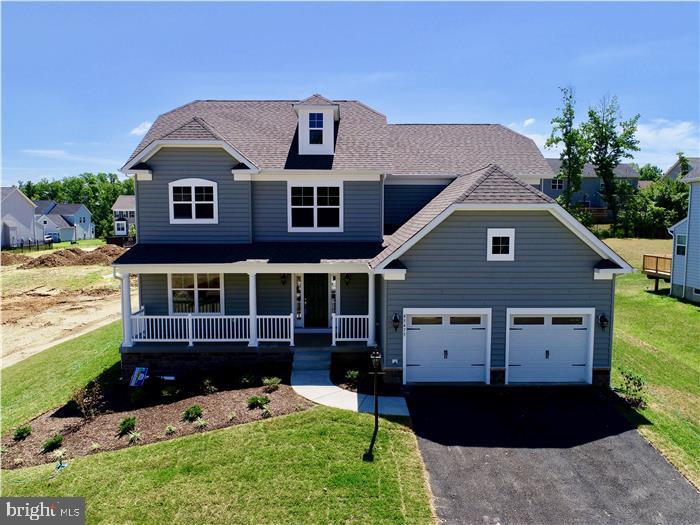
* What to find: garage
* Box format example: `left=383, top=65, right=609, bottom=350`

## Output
left=403, top=308, right=491, bottom=384
left=506, top=308, right=594, bottom=384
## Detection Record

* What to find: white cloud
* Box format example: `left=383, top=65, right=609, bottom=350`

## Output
left=633, top=119, right=700, bottom=168
left=22, top=149, right=120, bottom=165
left=130, top=121, right=152, bottom=136
left=523, top=118, right=536, bottom=128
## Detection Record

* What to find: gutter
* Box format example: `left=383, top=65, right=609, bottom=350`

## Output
left=682, top=183, right=693, bottom=299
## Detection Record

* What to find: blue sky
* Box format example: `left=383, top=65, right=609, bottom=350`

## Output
left=3, top=1, right=699, bottom=185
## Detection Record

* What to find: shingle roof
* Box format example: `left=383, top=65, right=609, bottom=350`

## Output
left=1, top=187, right=14, bottom=201
left=34, top=200, right=56, bottom=215
left=46, top=213, right=72, bottom=228
left=296, top=94, right=336, bottom=106
left=370, top=164, right=553, bottom=267
left=52, top=203, right=88, bottom=216
left=112, top=195, right=136, bottom=211
left=546, top=159, right=640, bottom=178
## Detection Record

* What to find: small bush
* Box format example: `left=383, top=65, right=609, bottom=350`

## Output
left=128, top=431, right=141, bottom=445
left=201, top=378, right=218, bottom=395
left=42, top=434, right=63, bottom=453
left=240, top=373, right=258, bottom=387
left=72, top=380, right=104, bottom=419
left=51, top=448, right=67, bottom=462
left=619, top=369, right=646, bottom=408
left=164, top=424, right=176, bottom=436
left=90, top=442, right=101, bottom=452
left=181, top=405, right=203, bottom=422
left=345, top=369, right=360, bottom=383
left=193, top=417, right=208, bottom=431
left=262, top=376, right=281, bottom=393
left=13, top=425, right=32, bottom=441
left=118, top=416, right=137, bottom=436
left=260, top=408, right=272, bottom=419
left=227, top=411, right=238, bottom=422
left=247, top=395, right=270, bottom=409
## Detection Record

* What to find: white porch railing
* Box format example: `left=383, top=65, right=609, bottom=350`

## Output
left=131, top=313, right=293, bottom=346
left=332, top=314, right=370, bottom=345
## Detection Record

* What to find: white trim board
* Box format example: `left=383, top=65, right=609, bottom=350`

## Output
left=113, top=261, right=371, bottom=275
left=232, top=171, right=381, bottom=182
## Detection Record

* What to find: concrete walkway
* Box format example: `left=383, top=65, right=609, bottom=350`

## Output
left=290, top=347, right=409, bottom=417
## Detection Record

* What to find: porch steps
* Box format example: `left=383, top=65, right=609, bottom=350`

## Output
left=293, top=348, right=331, bottom=371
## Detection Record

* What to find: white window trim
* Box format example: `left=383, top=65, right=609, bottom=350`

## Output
left=487, top=228, right=515, bottom=261
left=167, top=273, right=225, bottom=316
left=115, top=221, right=127, bottom=235
left=287, top=182, right=344, bottom=233
left=168, top=178, right=218, bottom=225
left=551, top=178, right=564, bottom=190
left=676, top=234, right=687, bottom=256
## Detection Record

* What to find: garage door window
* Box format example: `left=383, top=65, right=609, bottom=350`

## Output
left=513, top=316, right=545, bottom=325
left=552, top=316, right=583, bottom=325
left=411, top=316, right=443, bottom=325
left=449, top=316, right=481, bottom=325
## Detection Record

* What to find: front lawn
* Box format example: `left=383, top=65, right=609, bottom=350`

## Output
left=604, top=238, right=699, bottom=487
left=2, top=407, right=434, bottom=524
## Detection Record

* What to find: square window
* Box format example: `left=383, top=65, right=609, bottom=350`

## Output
left=173, top=203, right=192, bottom=219
left=309, top=129, right=323, bottom=144
left=195, top=186, right=213, bottom=202
left=172, top=290, right=195, bottom=313
left=291, top=187, right=314, bottom=206
left=129, top=211, right=135, bottom=218
left=173, top=186, right=191, bottom=202
left=317, top=207, right=340, bottom=227
left=491, top=236, right=510, bottom=255
left=317, top=186, right=339, bottom=206
left=487, top=228, right=515, bottom=261
left=309, top=112, right=323, bottom=128
left=195, top=203, right=214, bottom=219
left=551, top=179, right=564, bottom=190
left=291, top=207, right=314, bottom=227
left=198, top=290, right=221, bottom=313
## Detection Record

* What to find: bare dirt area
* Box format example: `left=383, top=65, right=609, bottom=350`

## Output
left=1, top=245, right=133, bottom=367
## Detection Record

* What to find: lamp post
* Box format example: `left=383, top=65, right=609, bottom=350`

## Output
left=363, top=349, right=382, bottom=462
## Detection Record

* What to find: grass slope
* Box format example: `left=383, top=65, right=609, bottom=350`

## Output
left=1, top=321, right=121, bottom=434
left=2, top=407, right=434, bottom=524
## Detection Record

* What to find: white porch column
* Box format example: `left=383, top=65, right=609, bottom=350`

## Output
left=367, top=272, right=376, bottom=346
left=248, top=272, right=258, bottom=347
left=120, top=272, right=133, bottom=347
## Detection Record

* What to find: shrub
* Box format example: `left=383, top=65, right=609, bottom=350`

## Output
left=181, top=405, right=203, bottom=422
left=72, top=380, right=104, bottom=419
left=201, top=378, right=218, bottom=395
left=345, top=370, right=360, bottom=383
left=240, top=373, right=258, bottom=387
left=13, top=425, right=32, bottom=441
left=128, top=431, right=141, bottom=445
left=193, top=417, right=208, bottom=430
left=262, top=376, right=281, bottom=393
left=247, top=395, right=270, bottom=409
left=619, top=369, right=646, bottom=408
left=51, top=448, right=67, bottom=462
left=42, top=434, right=63, bottom=453
left=164, top=425, right=176, bottom=436
left=260, top=408, right=272, bottom=419
left=118, top=416, right=137, bottom=436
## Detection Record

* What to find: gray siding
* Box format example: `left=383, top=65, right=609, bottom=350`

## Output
left=252, top=181, right=381, bottom=241
left=136, top=147, right=252, bottom=243
left=540, top=177, right=638, bottom=208
left=140, top=274, right=169, bottom=315
left=672, top=182, right=700, bottom=294
left=1, top=191, right=36, bottom=247
left=671, top=218, right=688, bottom=289
left=340, top=273, right=368, bottom=315
left=383, top=211, right=615, bottom=370
left=384, top=184, right=447, bottom=233
left=257, top=274, right=292, bottom=315
left=225, top=274, right=249, bottom=315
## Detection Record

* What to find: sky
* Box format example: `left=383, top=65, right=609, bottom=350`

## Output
left=2, top=1, right=699, bottom=185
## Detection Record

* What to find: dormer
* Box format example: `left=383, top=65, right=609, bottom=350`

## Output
left=293, top=94, right=339, bottom=156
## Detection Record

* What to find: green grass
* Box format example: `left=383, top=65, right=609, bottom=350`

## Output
left=1, top=265, right=117, bottom=294
left=605, top=238, right=700, bottom=486
left=604, top=237, right=672, bottom=269
left=2, top=407, right=433, bottom=524
left=1, top=238, right=105, bottom=255
left=1, top=321, right=122, bottom=434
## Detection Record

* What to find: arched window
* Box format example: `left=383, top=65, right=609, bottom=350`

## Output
left=168, top=178, right=218, bottom=224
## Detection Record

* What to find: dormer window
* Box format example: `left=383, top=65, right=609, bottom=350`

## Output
left=309, top=113, right=324, bottom=144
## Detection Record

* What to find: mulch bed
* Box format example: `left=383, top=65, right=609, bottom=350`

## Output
left=2, top=383, right=313, bottom=470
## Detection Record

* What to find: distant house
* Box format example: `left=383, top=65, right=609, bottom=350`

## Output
left=662, top=157, right=699, bottom=182
left=33, top=200, right=95, bottom=241
left=669, top=170, right=700, bottom=305
left=543, top=160, right=640, bottom=217
left=1, top=187, right=37, bottom=248
left=111, top=195, right=136, bottom=236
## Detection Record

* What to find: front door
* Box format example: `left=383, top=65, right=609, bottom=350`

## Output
left=304, top=274, right=328, bottom=327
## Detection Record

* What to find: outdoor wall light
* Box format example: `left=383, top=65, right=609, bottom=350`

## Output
left=280, top=274, right=287, bottom=286
left=599, top=313, right=609, bottom=331
left=344, top=273, right=351, bottom=287
left=392, top=313, right=401, bottom=332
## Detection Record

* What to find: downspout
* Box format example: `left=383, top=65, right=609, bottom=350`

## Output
left=682, top=183, right=692, bottom=300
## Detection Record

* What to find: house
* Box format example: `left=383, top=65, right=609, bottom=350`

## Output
left=543, top=159, right=640, bottom=219
left=668, top=171, right=700, bottom=304
left=1, top=187, right=37, bottom=248
left=662, top=157, right=699, bottom=181
left=112, top=195, right=136, bottom=236
left=112, top=95, right=633, bottom=386
left=34, top=200, right=95, bottom=241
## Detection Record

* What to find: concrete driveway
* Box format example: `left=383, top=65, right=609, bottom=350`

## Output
left=406, top=386, right=699, bottom=525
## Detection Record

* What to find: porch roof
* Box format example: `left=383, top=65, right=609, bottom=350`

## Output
left=113, top=242, right=384, bottom=266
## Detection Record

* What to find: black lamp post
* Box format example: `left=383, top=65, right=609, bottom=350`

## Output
left=363, top=349, right=382, bottom=462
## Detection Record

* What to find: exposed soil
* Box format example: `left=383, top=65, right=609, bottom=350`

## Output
left=0, top=253, right=32, bottom=265
left=19, top=245, right=126, bottom=269
left=2, top=381, right=313, bottom=469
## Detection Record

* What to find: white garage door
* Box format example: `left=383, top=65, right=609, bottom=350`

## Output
left=405, top=311, right=490, bottom=383
left=507, top=310, right=593, bottom=384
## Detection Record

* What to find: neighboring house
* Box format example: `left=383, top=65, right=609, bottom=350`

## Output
left=669, top=171, right=700, bottom=304
left=33, top=200, right=95, bottom=241
left=1, top=187, right=37, bottom=248
left=662, top=157, right=699, bottom=181
left=113, top=95, right=632, bottom=387
left=112, top=195, right=136, bottom=236
left=543, top=159, right=640, bottom=214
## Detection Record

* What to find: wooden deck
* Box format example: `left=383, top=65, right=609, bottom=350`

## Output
left=643, top=254, right=672, bottom=290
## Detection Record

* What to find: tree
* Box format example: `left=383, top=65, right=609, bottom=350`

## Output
left=545, top=87, right=590, bottom=208
left=617, top=178, right=689, bottom=238
left=638, top=163, right=662, bottom=181
left=677, top=152, right=690, bottom=179
left=582, top=96, right=640, bottom=226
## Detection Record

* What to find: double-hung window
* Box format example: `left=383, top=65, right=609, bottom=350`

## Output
left=487, top=228, right=515, bottom=261
left=289, top=185, right=342, bottom=231
left=551, top=179, right=564, bottom=190
left=676, top=234, right=687, bottom=256
left=168, top=178, right=218, bottom=224
left=169, top=273, right=223, bottom=314
left=309, top=113, right=323, bottom=145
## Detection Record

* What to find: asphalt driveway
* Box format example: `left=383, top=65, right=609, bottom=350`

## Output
left=406, top=386, right=699, bottom=525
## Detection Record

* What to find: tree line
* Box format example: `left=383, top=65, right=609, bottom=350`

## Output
left=546, top=87, right=688, bottom=238
left=18, top=173, right=134, bottom=239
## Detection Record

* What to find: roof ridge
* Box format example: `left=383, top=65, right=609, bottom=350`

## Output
left=161, top=117, right=221, bottom=141
left=390, top=123, right=498, bottom=127
left=486, top=164, right=554, bottom=203
left=453, top=164, right=499, bottom=202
